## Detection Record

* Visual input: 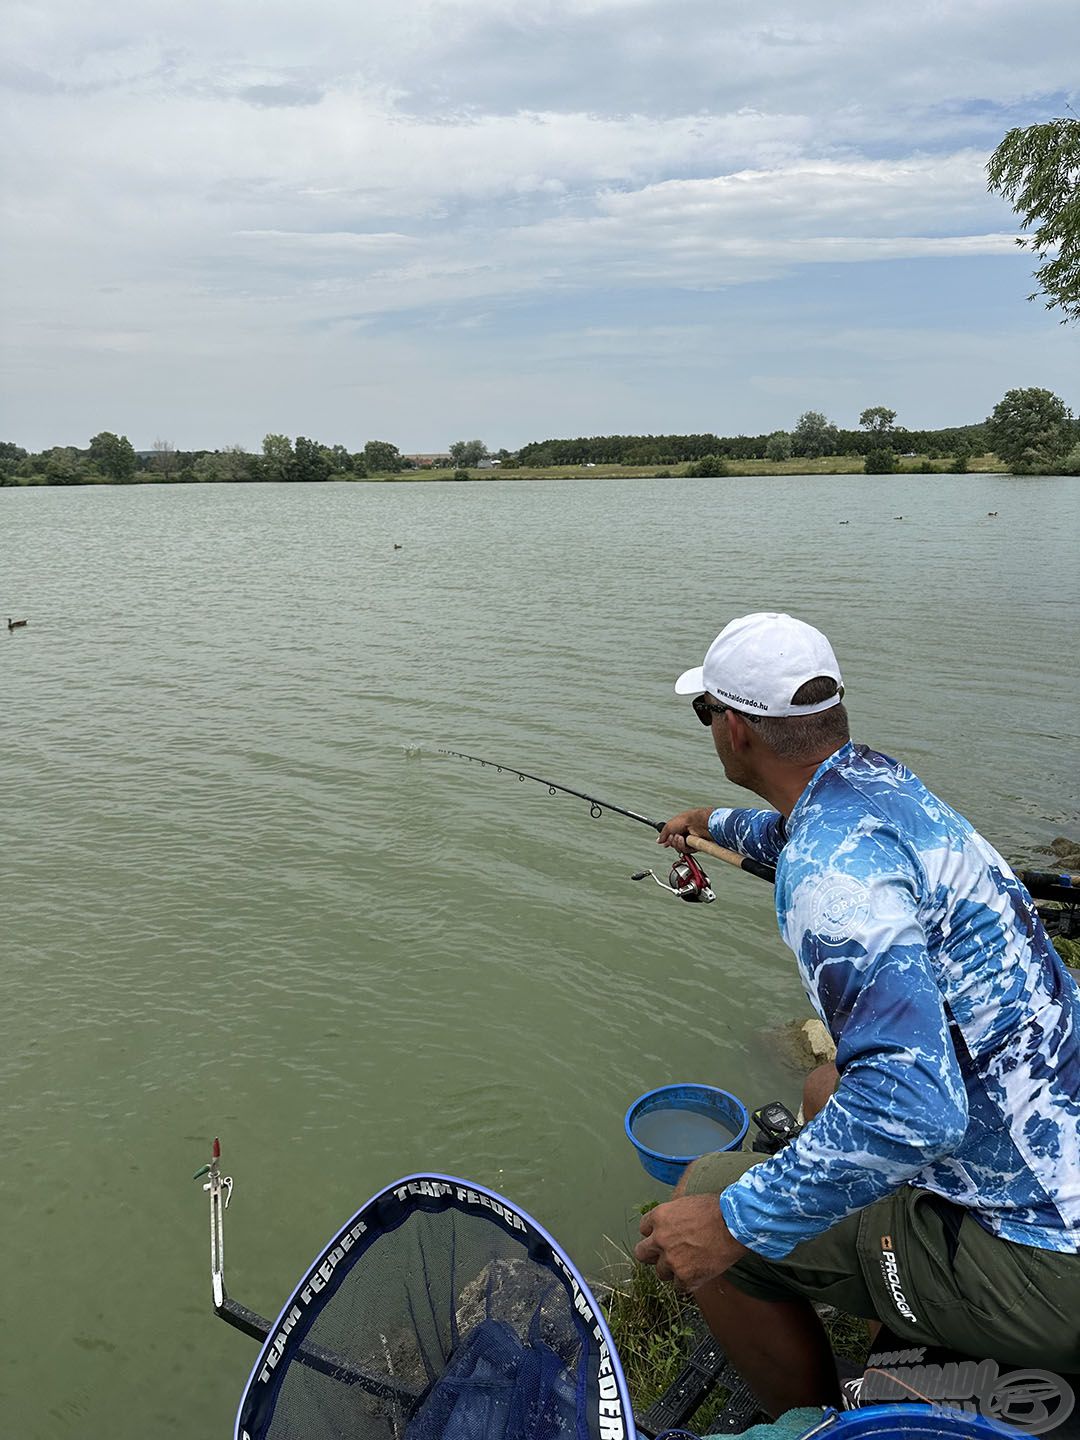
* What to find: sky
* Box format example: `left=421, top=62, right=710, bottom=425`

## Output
left=2, top=0, right=1077, bottom=453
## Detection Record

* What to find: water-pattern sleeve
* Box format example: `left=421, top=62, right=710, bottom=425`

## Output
left=718, top=828, right=970, bottom=1259
left=707, top=807, right=786, bottom=865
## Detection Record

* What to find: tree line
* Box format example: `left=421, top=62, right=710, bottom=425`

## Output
left=0, top=434, right=508, bottom=487
left=3, top=390, right=1077, bottom=487
left=515, top=417, right=992, bottom=468
left=515, top=391, right=1079, bottom=475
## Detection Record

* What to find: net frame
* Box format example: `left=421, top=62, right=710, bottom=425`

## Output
left=234, top=1172, right=635, bottom=1440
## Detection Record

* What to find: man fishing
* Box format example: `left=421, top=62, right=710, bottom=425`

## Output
left=634, top=611, right=1080, bottom=1415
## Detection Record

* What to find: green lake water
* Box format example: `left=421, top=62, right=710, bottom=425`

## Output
left=1, top=474, right=1077, bottom=1437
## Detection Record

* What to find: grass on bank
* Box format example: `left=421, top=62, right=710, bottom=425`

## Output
left=3, top=454, right=1010, bottom=487
left=363, top=454, right=1006, bottom=482
left=597, top=1220, right=871, bottom=1434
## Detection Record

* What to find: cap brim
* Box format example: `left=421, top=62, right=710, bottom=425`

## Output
left=674, top=665, right=705, bottom=695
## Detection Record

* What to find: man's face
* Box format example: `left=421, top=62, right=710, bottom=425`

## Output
left=694, top=693, right=754, bottom=789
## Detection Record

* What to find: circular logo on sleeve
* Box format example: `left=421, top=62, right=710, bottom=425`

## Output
left=811, top=874, right=870, bottom=943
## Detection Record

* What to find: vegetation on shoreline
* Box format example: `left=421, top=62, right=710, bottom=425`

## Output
left=3, top=388, right=1076, bottom=488
left=0, top=449, right=1019, bottom=486
left=598, top=1223, right=869, bottom=1431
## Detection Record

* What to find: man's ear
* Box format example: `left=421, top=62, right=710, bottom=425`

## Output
left=726, top=709, right=754, bottom=751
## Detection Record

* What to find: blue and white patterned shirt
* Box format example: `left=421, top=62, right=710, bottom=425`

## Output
left=711, top=742, right=1080, bottom=1258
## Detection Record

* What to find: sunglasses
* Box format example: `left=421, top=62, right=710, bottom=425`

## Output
left=692, top=693, right=759, bottom=727
left=692, top=694, right=728, bottom=726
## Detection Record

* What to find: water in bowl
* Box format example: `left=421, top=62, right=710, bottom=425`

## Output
left=632, top=1105, right=739, bottom=1157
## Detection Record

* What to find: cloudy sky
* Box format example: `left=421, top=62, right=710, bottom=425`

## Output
left=2, top=0, right=1076, bottom=452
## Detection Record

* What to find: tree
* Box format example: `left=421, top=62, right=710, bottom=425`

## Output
left=362, top=440, right=403, bottom=474
left=0, top=441, right=26, bottom=484
left=765, top=431, right=792, bottom=461
left=864, top=447, right=899, bottom=474
left=948, top=437, right=975, bottom=474
left=325, top=444, right=353, bottom=475
left=293, top=435, right=331, bottom=483
left=859, top=407, right=897, bottom=436
left=193, top=446, right=254, bottom=483
left=685, top=454, right=729, bottom=477
left=89, top=430, right=137, bottom=482
left=448, top=439, right=489, bottom=468
left=150, top=439, right=180, bottom=481
left=261, top=433, right=295, bottom=482
left=45, top=446, right=92, bottom=484
left=986, top=387, right=1073, bottom=473
left=791, top=411, right=840, bottom=458
left=987, top=118, right=1080, bottom=323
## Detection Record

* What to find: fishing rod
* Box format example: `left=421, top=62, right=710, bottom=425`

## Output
left=439, top=749, right=777, bottom=896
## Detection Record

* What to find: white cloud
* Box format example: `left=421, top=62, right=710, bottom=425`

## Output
left=0, top=0, right=1076, bottom=447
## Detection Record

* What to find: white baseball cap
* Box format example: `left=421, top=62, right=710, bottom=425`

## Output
left=674, top=612, right=843, bottom=716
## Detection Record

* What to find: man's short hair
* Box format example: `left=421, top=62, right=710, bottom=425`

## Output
left=751, top=676, right=849, bottom=762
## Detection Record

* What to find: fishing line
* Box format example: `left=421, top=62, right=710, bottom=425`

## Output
left=439, top=748, right=778, bottom=889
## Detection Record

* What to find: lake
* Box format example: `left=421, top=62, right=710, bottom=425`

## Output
left=1, top=473, right=1077, bottom=1437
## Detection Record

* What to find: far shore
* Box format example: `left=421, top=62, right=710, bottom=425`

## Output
left=3, top=454, right=1015, bottom=489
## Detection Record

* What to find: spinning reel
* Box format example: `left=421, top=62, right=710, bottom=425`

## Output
left=631, top=851, right=716, bottom=903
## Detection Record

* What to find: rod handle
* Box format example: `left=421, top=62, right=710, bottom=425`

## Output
left=685, top=834, right=777, bottom=884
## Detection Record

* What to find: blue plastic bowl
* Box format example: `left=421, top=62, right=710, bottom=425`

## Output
left=624, top=1084, right=749, bottom=1186
left=799, top=1405, right=1017, bottom=1437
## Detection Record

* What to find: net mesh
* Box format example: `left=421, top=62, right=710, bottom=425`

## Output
left=237, top=1180, right=623, bottom=1440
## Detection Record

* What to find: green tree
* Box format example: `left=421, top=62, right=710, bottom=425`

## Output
left=791, top=411, right=840, bottom=458
left=293, top=435, right=331, bottom=483
left=325, top=444, right=353, bottom=475
left=987, top=118, right=1080, bottom=322
left=864, top=447, right=899, bottom=474
left=685, top=454, right=729, bottom=477
left=0, top=441, right=27, bottom=484
left=362, top=440, right=403, bottom=474
left=194, top=446, right=254, bottom=483
left=89, top=430, right=137, bottom=482
left=948, top=437, right=975, bottom=474
left=859, top=406, right=897, bottom=436
left=986, top=387, right=1073, bottom=473
left=261, top=433, right=295, bottom=482
left=448, top=439, right=489, bottom=468
left=765, top=431, right=792, bottom=461
left=45, top=446, right=93, bottom=484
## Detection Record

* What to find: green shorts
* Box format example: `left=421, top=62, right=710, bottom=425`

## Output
left=685, top=1152, right=1080, bottom=1373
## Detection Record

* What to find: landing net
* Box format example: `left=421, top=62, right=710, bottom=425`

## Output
left=236, top=1173, right=633, bottom=1440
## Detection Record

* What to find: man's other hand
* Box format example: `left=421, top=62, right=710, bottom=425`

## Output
left=634, top=1194, right=748, bottom=1291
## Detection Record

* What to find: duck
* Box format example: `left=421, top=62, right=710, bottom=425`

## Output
left=7, top=617, right=27, bottom=631
left=987, top=511, right=998, bottom=517
left=893, top=515, right=904, bottom=520
left=393, top=543, right=403, bottom=550
left=838, top=520, right=850, bottom=525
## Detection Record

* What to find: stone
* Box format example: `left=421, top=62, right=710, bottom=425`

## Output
left=802, top=1018, right=837, bottom=1063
